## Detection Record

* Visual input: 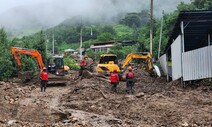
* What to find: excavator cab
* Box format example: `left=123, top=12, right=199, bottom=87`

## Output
left=46, top=55, right=70, bottom=84
left=48, top=56, right=65, bottom=76
left=97, top=54, right=120, bottom=75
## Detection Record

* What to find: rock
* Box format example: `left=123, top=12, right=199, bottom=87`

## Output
left=64, top=111, right=72, bottom=116
left=4, top=96, right=10, bottom=100
left=91, top=105, right=95, bottom=108
left=74, top=124, right=81, bottom=127
left=191, top=124, right=198, bottom=127
left=181, top=122, right=189, bottom=127
left=15, top=97, right=19, bottom=101
left=81, top=121, right=88, bottom=126
left=62, top=119, right=71, bottom=123
left=135, top=92, right=145, bottom=98
left=125, top=95, right=135, bottom=101
left=70, top=117, right=79, bottom=123
left=0, top=81, right=6, bottom=85
left=7, top=120, right=17, bottom=126
left=9, top=98, right=15, bottom=104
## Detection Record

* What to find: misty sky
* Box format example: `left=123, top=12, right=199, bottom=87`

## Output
left=0, top=0, right=191, bottom=14
left=0, top=0, right=191, bottom=31
left=0, top=0, right=52, bottom=13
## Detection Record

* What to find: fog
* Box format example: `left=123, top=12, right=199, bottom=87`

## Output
left=0, top=0, right=190, bottom=32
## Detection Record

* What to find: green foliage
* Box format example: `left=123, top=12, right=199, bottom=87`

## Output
left=113, top=25, right=133, bottom=40
left=176, top=2, right=196, bottom=11
left=108, top=44, right=136, bottom=59
left=20, top=55, right=38, bottom=72
left=86, top=50, right=108, bottom=61
left=176, top=0, right=212, bottom=11
left=99, top=25, right=116, bottom=36
left=120, top=13, right=142, bottom=28
left=97, top=32, right=114, bottom=42
left=119, top=10, right=149, bottom=28
left=96, top=25, right=116, bottom=41
left=192, top=0, right=212, bottom=10
left=33, top=30, right=47, bottom=62
left=63, top=56, right=80, bottom=70
left=45, top=25, right=99, bottom=45
left=82, top=40, right=95, bottom=49
left=86, top=50, right=96, bottom=60
left=0, top=28, right=16, bottom=80
left=58, top=42, right=79, bottom=53
left=137, top=25, right=150, bottom=52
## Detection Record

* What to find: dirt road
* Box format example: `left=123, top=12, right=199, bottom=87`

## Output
left=0, top=70, right=211, bottom=126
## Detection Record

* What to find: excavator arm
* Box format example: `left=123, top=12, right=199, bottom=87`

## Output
left=11, top=47, right=44, bottom=71
left=121, top=52, right=152, bottom=70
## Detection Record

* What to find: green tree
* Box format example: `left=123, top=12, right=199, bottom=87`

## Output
left=120, top=13, right=142, bottom=28
left=0, top=28, right=15, bottom=80
left=192, top=0, right=212, bottom=9
left=97, top=32, right=114, bottom=42
left=33, top=30, right=47, bottom=63
left=99, top=25, right=116, bottom=36
left=64, top=56, right=80, bottom=70
left=109, top=44, right=136, bottom=59
left=113, top=25, right=133, bottom=40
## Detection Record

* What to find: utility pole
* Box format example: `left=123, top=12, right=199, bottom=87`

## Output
left=150, top=0, right=153, bottom=55
left=52, top=34, right=55, bottom=55
left=80, top=26, right=83, bottom=60
left=90, top=27, right=93, bottom=37
left=45, top=35, right=48, bottom=55
left=158, top=10, right=164, bottom=59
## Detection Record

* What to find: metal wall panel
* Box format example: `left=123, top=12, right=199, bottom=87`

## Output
left=182, top=46, right=212, bottom=81
left=159, top=54, right=168, bottom=75
left=171, top=35, right=182, bottom=80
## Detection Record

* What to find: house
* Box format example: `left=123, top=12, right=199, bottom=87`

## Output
left=159, top=10, right=212, bottom=82
left=90, top=40, right=136, bottom=52
left=90, top=41, right=115, bottom=52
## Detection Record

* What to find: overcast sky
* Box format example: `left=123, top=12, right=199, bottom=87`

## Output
left=0, top=0, right=52, bottom=13
left=0, top=0, right=191, bottom=14
left=0, top=0, right=191, bottom=31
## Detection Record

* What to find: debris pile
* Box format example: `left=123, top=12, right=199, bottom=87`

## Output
left=0, top=70, right=211, bottom=126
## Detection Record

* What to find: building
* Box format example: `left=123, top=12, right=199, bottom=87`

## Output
left=90, top=41, right=115, bottom=52
left=160, top=10, right=212, bottom=82
left=90, top=40, right=136, bottom=52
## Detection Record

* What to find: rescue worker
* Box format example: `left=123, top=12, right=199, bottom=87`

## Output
left=125, top=66, right=135, bottom=94
left=79, top=56, right=87, bottom=76
left=40, top=67, right=48, bottom=92
left=110, top=69, right=119, bottom=92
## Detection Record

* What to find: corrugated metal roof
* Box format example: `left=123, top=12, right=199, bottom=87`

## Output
left=164, top=10, right=212, bottom=53
left=90, top=44, right=113, bottom=49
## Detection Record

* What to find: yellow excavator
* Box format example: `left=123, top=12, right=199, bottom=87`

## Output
left=121, top=52, right=161, bottom=77
left=96, top=54, right=120, bottom=75
left=97, top=52, right=160, bottom=77
left=11, top=47, right=70, bottom=84
left=121, top=52, right=151, bottom=70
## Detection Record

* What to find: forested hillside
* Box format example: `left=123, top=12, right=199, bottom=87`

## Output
left=0, top=0, right=211, bottom=80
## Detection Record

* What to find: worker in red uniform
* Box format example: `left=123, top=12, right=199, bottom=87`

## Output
left=40, top=67, right=48, bottom=92
left=125, top=66, right=135, bottom=94
left=110, top=69, right=119, bottom=92
left=79, top=56, right=87, bottom=76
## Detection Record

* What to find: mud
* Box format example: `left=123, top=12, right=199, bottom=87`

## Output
left=0, top=70, right=211, bottom=127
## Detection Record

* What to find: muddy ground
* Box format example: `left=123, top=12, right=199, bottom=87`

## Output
left=0, top=69, right=211, bottom=127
